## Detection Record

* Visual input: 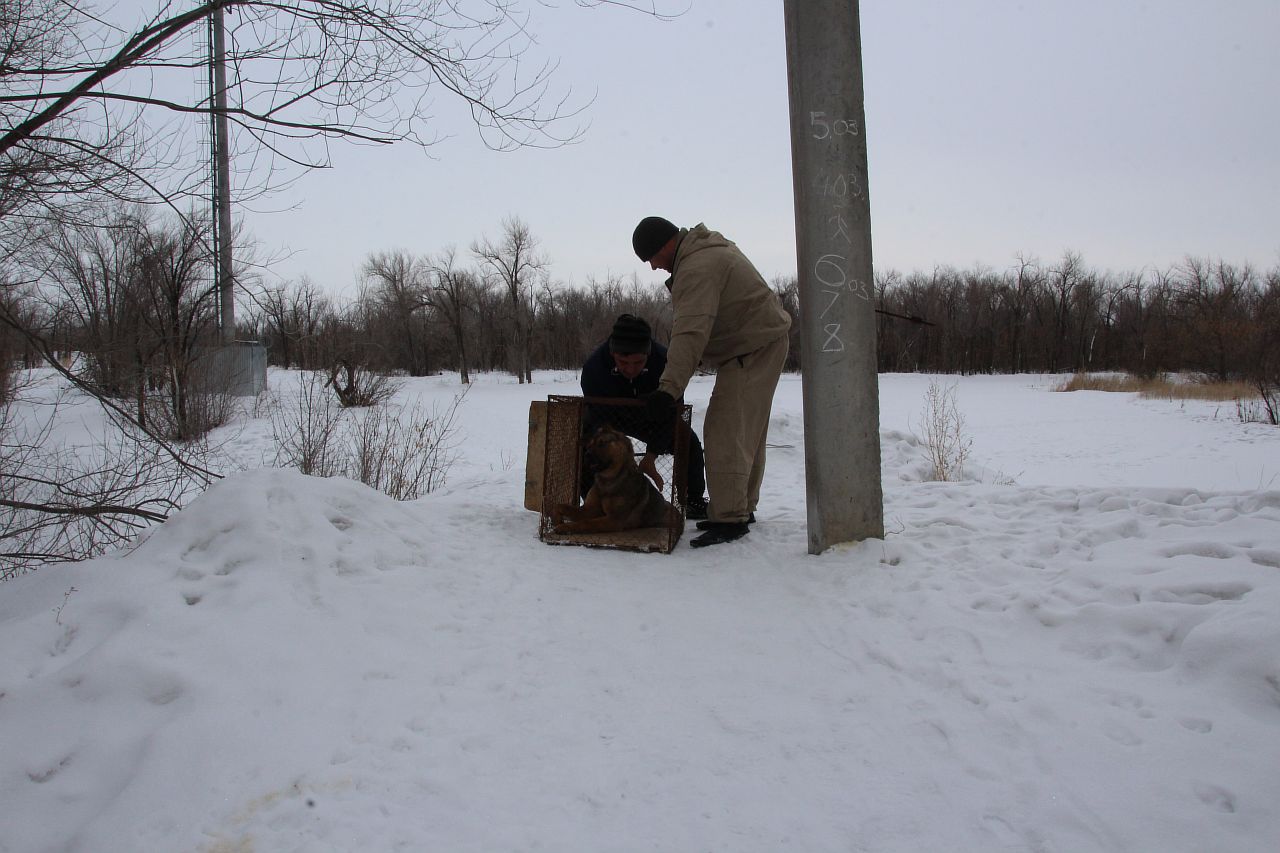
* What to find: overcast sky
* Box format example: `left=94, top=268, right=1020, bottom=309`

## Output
left=234, top=0, right=1280, bottom=297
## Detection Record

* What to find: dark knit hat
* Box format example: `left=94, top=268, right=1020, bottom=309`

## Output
left=608, top=313, right=652, bottom=355
left=632, top=216, right=679, bottom=261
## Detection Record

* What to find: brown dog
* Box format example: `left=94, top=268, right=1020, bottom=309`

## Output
left=552, top=424, right=676, bottom=534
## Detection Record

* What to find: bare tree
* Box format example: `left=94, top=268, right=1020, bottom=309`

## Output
left=472, top=215, right=545, bottom=383
left=426, top=246, right=480, bottom=384
left=470, top=276, right=506, bottom=373
left=1002, top=253, right=1041, bottom=374
left=362, top=249, right=432, bottom=376
left=1247, top=268, right=1280, bottom=423
left=0, top=382, right=212, bottom=577
left=38, top=207, right=153, bottom=405
left=0, top=282, right=41, bottom=399
left=130, top=213, right=225, bottom=439
left=1045, top=251, right=1085, bottom=372
left=1, top=0, right=649, bottom=216
left=253, top=278, right=332, bottom=370
left=3, top=0, right=670, bottom=385
left=1090, top=271, right=1139, bottom=370
left=1176, top=257, right=1255, bottom=382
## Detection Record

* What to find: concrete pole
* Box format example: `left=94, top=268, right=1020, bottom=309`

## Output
left=783, top=0, right=884, bottom=553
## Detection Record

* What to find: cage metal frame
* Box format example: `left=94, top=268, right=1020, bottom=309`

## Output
left=538, top=395, right=692, bottom=553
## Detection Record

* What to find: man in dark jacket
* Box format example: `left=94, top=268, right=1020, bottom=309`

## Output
left=580, top=313, right=708, bottom=519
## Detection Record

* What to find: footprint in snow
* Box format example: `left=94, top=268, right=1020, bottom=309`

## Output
left=1179, top=717, right=1213, bottom=734
left=1193, top=782, right=1236, bottom=813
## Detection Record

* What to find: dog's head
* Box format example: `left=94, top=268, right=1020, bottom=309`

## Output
left=584, top=424, right=634, bottom=474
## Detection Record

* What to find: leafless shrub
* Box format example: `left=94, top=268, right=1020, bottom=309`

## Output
left=916, top=378, right=971, bottom=482
left=1236, top=399, right=1272, bottom=425
left=1243, top=334, right=1279, bottom=425
left=270, top=370, right=466, bottom=499
left=251, top=383, right=280, bottom=420
left=1237, top=378, right=1278, bottom=426
left=143, top=388, right=238, bottom=442
left=1257, top=381, right=1279, bottom=426
left=349, top=390, right=466, bottom=500
left=325, top=359, right=400, bottom=408
left=271, top=371, right=345, bottom=477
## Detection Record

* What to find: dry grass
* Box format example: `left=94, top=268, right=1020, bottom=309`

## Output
left=1054, top=373, right=1259, bottom=401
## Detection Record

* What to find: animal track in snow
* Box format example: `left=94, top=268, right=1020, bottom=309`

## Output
left=1101, top=718, right=1143, bottom=746
left=1193, top=782, right=1236, bottom=813
left=1145, top=583, right=1250, bottom=605
left=1158, top=542, right=1238, bottom=560
left=26, top=753, right=73, bottom=784
left=1245, top=548, right=1280, bottom=568
left=1101, top=690, right=1155, bottom=719
left=146, top=678, right=184, bottom=706
left=1179, top=717, right=1213, bottom=733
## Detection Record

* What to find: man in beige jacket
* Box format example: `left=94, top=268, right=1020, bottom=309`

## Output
left=632, top=216, right=791, bottom=548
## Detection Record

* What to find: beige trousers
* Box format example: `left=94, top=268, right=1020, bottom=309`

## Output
left=703, top=332, right=789, bottom=523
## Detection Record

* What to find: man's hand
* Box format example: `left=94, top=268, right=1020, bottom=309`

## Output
left=639, top=453, right=664, bottom=490
left=643, top=390, right=675, bottom=422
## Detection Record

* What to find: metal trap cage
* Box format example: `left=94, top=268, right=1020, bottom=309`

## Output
left=534, top=395, right=691, bottom=553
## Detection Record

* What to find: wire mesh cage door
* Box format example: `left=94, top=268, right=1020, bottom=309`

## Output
left=539, top=395, right=691, bottom=553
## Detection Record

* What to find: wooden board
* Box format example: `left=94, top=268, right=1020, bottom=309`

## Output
left=524, top=400, right=547, bottom=511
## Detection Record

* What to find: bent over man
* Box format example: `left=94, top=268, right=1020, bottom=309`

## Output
left=631, top=216, right=791, bottom=548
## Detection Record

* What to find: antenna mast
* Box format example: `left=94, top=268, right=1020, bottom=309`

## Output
left=209, top=3, right=235, bottom=344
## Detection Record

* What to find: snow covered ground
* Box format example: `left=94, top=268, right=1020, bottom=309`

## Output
left=2, top=369, right=1279, bottom=853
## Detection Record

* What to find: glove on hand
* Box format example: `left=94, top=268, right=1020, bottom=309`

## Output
left=643, top=390, right=676, bottom=422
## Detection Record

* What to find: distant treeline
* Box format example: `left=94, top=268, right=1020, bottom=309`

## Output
left=4, top=206, right=1277, bottom=425
left=864, top=252, right=1278, bottom=380
left=248, top=250, right=1280, bottom=386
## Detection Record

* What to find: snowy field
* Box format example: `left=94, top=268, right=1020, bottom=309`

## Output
left=2, top=369, right=1279, bottom=853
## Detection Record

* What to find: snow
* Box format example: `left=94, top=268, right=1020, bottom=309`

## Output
left=2, top=370, right=1279, bottom=853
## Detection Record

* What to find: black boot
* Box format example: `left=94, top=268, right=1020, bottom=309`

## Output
left=696, top=512, right=754, bottom=531
left=685, top=496, right=709, bottom=520
left=689, top=521, right=749, bottom=548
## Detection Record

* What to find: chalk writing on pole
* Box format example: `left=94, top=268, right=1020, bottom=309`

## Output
left=821, top=289, right=841, bottom=319
left=828, top=212, right=851, bottom=244
left=810, top=110, right=867, bottom=359
left=815, top=253, right=846, bottom=287
left=809, top=112, right=859, bottom=139
left=815, top=171, right=865, bottom=202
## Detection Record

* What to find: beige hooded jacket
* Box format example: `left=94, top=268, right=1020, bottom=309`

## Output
left=656, top=224, right=792, bottom=398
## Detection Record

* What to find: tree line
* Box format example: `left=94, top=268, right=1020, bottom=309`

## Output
left=255, top=243, right=1280, bottom=394
left=6, top=209, right=1278, bottom=416
left=864, top=252, right=1279, bottom=384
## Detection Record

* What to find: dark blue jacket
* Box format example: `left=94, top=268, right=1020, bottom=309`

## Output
left=580, top=339, right=669, bottom=399
left=580, top=339, right=675, bottom=452
left=579, top=338, right=706, bottom=472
